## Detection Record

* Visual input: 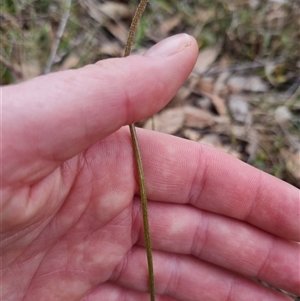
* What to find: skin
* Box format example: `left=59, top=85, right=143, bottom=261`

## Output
left=1, top=34, right=299, bottom=301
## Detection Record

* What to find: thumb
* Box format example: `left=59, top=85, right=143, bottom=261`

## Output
left=2, top=34, right=198, bottom=184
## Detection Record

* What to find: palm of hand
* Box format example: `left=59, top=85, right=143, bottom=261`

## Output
left=3, top=130, right=142, bottom=300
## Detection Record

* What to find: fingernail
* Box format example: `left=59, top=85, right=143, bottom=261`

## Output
left=144, top=34, right=192, bottom=57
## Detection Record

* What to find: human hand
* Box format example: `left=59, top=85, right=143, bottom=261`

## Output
left=2, top=34, right=299, bottom=301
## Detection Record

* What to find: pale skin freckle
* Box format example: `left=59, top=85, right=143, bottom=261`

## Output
left=70, top=237, right=118, bottom=281
left=92, top=190, right=131, bottom=225
left=209, top=221, right=270, bottom=273
left=94, top=191, right=118, bottom=219
left=87, top=245, right=110, bottom=269
left=168, top=213, right=191, bottom=238
left=153, top=208, right=197, bottom=253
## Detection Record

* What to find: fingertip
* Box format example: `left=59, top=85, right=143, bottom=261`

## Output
left=144, top=33, right=197, bottom=58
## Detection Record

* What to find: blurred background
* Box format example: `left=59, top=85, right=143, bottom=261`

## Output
left=1, top=0, right=299, bottom=299
left=1, top=0, right=299, bottom=190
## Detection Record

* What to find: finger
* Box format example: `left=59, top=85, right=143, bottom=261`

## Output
left=111, top=247, right=293, bottom=301
left=132, top=201, right=299, bottom=295
left=136, top=129, right=300, bottom=242
left=2, top=34, right=198, bottom=185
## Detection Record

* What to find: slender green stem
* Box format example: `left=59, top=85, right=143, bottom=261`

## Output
left=124, top=1, right=155, bottom=301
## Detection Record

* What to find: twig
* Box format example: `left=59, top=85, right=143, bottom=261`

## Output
left=124, top=1, right=155, bottom=301
left=195, top=59, right=285, bottom=77
left=44, top=0, right=72, bottom=74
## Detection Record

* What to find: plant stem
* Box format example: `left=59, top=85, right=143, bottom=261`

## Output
left=124, top=1, right=155, bottom=301
left=129, top=124, right=155, bottom=301
left=44, top=0, right=72, bottom=74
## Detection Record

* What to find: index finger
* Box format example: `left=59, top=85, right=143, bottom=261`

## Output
left=136, top=128, right=299, bottom=241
